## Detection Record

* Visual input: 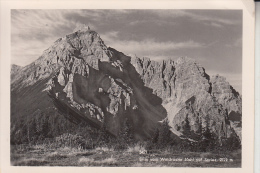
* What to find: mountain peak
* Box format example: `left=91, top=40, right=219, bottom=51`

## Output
left=73, top=24, right=91, bottom=32
left=176, top=56, right=195, bottom=65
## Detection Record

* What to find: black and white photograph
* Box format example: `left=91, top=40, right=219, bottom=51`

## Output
left=9, top=9, right=244, bottom=167
left=0, top=0, right=256, bottom=172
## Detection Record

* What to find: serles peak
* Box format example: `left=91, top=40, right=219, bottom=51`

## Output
left=73, top=24, right=91, bottom=33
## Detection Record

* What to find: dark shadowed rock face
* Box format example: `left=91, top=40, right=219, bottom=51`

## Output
left=11, top=27, right=242, bottom=141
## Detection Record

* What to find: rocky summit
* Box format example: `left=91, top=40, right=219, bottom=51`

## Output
left=11, top=26, right=242, bottom=142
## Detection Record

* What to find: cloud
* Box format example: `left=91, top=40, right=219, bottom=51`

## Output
left=128, top=18, right=177, bottom=26
left=208, top=22, right=223, bottom=28
left=226, top=37, right=242, bottom=47
left=101, top=32, right=205, bottom=56
left=151, top=10, right=241, bottom=28
left=11, top=10, right=85, bottom=38
left=102, top=31, right=119, bottom=39
left=11, top=10, right=91, bottom=66
left=191, top=13, right=240, bottom=26
left=11, top=36, right=55, bottom=66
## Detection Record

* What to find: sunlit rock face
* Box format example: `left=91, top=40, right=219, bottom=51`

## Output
left=131, top=56, right=242, bottom=140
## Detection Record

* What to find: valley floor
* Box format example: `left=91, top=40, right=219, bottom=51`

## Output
left=10, top=145, right=241, bottom=167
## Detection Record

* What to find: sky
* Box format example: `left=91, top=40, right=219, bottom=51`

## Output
left=11, top=9, right=242, bottom=93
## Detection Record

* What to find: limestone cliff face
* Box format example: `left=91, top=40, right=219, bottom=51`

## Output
left=11, top=26, right=242, bottom=141
left=131, top=56, right=242, bottom=140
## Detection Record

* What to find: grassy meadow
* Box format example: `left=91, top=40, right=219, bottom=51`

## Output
left=11, top=143, right=241, bottom=167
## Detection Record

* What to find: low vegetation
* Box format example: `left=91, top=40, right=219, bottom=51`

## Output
left=11, top=113, right=241, bottom=167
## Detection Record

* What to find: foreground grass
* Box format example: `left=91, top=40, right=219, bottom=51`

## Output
left=11, top=145, right=241, bottom=167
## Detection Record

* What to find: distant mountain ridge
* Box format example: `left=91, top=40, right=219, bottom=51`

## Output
left=11, top=26, right=242, bottom=142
